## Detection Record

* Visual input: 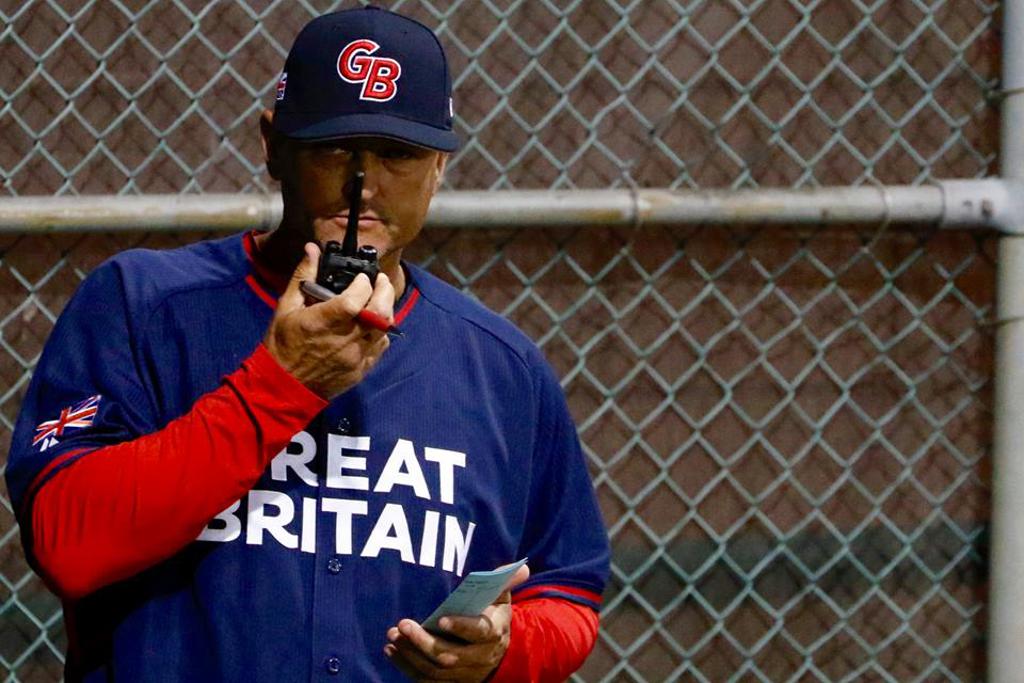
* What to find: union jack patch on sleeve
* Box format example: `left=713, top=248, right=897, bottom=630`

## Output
left=33, top=394, right=102, bottom=452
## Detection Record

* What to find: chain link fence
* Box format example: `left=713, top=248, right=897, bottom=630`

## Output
left=0, top=0, right=999, bottom=194
left=0, top=0, right=1001, bottom=681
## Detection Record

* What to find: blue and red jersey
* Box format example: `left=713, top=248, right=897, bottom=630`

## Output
left=6, top=232, right=609, bottom=682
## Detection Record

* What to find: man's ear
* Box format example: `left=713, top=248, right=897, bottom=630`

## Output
left=433, top=153, right=448, bottom=194
left=259, top=110, right=283, bottom=180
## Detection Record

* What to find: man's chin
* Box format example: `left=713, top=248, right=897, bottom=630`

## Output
left=315, top=217, right=381, bottom=241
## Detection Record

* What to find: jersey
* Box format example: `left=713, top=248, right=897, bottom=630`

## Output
left=6, top=232, right=610, bottom=682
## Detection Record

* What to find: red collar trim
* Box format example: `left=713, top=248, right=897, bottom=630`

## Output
left=395, top=287, right=419, bottom=325
left=244, top=231, right=290, bottom=296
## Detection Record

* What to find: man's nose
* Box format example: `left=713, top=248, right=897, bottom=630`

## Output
left=342, top=152, right=378, bottom=204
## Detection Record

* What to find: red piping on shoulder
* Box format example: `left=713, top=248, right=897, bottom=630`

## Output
left=245, top=275, right=278, bottom=309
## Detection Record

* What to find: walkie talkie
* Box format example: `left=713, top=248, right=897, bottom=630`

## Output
left=300, top=172, right=403, bottom=336
left=318, top=171, right=380, bottom=292
left=301, top=171, right=380, bottom=301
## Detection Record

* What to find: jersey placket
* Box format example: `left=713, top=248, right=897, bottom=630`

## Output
left=310, top=408, right=359, bottom=680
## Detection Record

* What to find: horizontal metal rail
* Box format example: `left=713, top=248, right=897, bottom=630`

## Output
left=0, top=180, right=1020, bottom=233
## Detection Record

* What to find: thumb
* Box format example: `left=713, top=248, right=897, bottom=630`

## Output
left=495, top=564, right=530, bottom=605
left=278, top=242, right=321, bottom=312
left=507, top=564, right=530, bottom=592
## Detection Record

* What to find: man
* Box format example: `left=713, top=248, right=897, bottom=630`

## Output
left=6, top=7, right=609, bottom=682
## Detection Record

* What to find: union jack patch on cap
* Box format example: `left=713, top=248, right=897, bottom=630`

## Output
left=33, top=394, right=101, bottom=452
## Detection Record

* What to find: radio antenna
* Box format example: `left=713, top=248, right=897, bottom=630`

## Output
left=342, top=170, right=364, bottom=257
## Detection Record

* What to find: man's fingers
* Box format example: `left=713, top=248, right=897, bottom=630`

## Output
left=279, top=242, right=320, bottom=312
left=396, top=619, right=446, bottom=663
left=390, top=638, right=455, bottom=677
left=391, top=633, right=498, bottom=676
left=316, top=272, right=374, bottom=325
left=491, top=564, right=530, bottom=608
left=363, top=271, right=395, bottom=325
left=384, top=646, right=429, bottom=680
left=437, top=613, right=498, bottom=644
left=394, top=619, right=480, bottom=667
left=505, top=564, right=530, bottom=593
left=386, top=618, right=510, bottom=678
left=381, top=566, right=529, bottom=679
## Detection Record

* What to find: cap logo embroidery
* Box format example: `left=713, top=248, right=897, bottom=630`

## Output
left=276, top=72, right=287, bottom=101
left=338, top=39, right=402, bottom=102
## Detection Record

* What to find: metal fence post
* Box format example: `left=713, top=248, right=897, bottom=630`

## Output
left=990, top=1, right=1024, bottom=680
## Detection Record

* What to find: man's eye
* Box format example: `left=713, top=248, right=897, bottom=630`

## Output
left=312, top=145, right=351, bottom=157
left=380, top=148, right=414, bottom=160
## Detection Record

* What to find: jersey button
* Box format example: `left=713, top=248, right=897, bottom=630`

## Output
left=327, top=557, right=342, bottom=574
left=325, top=656, right=341, bottom=675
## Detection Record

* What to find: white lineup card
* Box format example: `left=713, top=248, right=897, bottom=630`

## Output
left=421, top=557, right=529, bottom=633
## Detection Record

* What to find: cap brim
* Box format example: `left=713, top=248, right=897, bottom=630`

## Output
left=275, top=112, right=459, bottom=152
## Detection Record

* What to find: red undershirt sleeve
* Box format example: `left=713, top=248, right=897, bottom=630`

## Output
left=490, top=598, right=601, bottom=683
left=28, top=344, right=326, bottom=600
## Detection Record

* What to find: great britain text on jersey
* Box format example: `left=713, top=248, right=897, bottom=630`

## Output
left=197, top=429, right=477, bottom=576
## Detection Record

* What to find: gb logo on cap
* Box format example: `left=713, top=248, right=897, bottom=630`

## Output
left=338, top=39, right=402, bottom=102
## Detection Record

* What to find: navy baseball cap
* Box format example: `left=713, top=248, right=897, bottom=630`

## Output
left=273, top=6, right=458, bottom=152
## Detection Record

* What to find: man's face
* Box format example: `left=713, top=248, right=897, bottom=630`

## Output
left=266, top=120, right=447, bottom=267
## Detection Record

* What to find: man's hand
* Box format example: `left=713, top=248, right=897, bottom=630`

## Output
left=264, top=242, right=395, bottom=400
left=384, top=565, right=530, bottom=682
